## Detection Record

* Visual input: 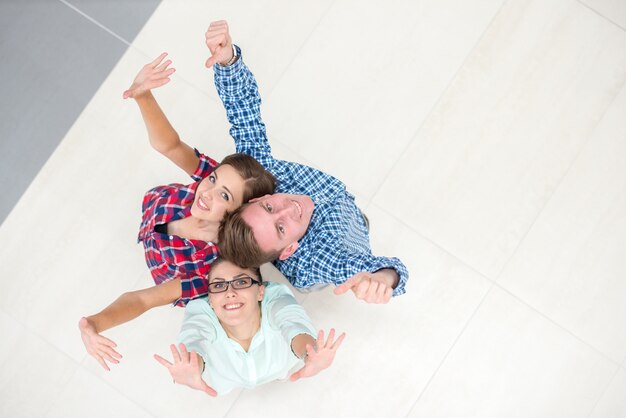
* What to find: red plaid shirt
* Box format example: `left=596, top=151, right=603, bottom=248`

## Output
left=138, top=151, right=220, bottom=307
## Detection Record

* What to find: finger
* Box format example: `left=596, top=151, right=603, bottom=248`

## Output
left=382, top=287, right=393, bottom=304
left=155, top=59, right=172, bottom=72
left=98, top=350, right=120, bottom=364
left=169, top=344, right=182, bottom=363
left=153, top=354, right=173, bottom=368
left=205, top=56, right=218, bottom=68
left=122, top=89, right=132, bottom=99
left=316, top=329, right=325, bottom=348
left=364, top=280, right=380, bottom=303
left=355, top=278, right=372, bottom=300
left=179, top=343, right=190, bottom=362
left=202, top=382, right=218, bottom=397
left=95, top=354, right=111, bottom=372
left=331, top=332, right=347, bottom=350
left=149, top=52, right=168, bottom=68
left=93, top=333, right=118, bottom=348
left=101, top=345, right=123, bottom=360
left=289, top=366, right=304, bottom=382
left=326, top=328, right=336, bottom=347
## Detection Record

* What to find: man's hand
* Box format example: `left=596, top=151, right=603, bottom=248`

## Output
left=204, top=20, right=234, bottom=68
left=78, top=317, right=122, bottom=371
left=154, top=343, right=217, bottom=396
left=333, top=269, right=398, bottom=304
left=290, top=329, right=346, bottom=382
left=122, top=52, right=175, bottom=99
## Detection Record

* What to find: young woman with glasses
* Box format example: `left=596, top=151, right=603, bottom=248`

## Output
left=154, top=258, right=346, bottom=395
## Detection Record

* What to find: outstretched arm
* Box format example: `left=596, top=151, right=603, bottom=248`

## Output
left=123, top=53, right=199, bottom=176
left=79, top=279, right=181, bottom=370
left=206, top=21, right=274, bottom=166
left=290, top=329, right=346, bottom=382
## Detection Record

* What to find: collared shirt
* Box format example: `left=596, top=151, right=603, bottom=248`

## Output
left=213, top=46, right=409, bottom=296
left=138, top=151, right=220, bottom=306
left=179, top=282, right=316, bottom=395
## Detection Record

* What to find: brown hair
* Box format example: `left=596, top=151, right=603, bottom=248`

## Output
left=208, top=257, right=262, bottom=282
left=217, top=204, right=281, bottom=268
left=220, top=153, right=276, bottom=203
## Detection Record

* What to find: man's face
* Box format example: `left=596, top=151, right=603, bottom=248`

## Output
left=241, top=193, right=314, bottom=257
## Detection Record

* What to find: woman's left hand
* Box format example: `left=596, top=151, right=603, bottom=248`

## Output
left=290, top=328, right=346, bottom=382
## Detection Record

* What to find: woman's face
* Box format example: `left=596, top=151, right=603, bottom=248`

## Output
left=190, top=164, right=245, bottom=222
left=208, top=261, right=264, bottom=327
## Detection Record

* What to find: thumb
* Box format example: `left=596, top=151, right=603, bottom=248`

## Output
left=205, top=56, right=217, bottom=68
left=122, top=90, right=132, bottom=99
left=202, top=382, right=218, bottom=397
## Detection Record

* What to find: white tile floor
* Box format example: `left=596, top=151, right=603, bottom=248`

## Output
left=1, top=0, right=626, bottom=417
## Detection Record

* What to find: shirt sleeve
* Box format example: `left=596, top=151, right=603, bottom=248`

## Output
left=212, top=45, right=275, bottom=169
left=265, top=284, right=316, bottom=349
left=190, top=148, right=219, bottom=182
left=308, top=239, right=409, bottom=297
left=178, top=299, right=217, bottom=359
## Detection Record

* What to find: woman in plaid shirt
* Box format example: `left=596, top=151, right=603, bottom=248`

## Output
left=79, top=54, right=275, bottom=371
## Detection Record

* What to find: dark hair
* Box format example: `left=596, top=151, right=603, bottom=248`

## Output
left=217, top=204, right=281, bottom=268
left=208, top=257, right=262, bottom=282
left=220, top=154, right=276, bottom=203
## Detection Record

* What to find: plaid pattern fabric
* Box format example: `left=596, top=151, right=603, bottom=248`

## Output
left=214, top=47, right=408, bottom=296
left=137, top=151, right=220, bottom=306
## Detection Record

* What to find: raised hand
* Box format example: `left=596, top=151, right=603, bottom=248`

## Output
left=154, top=343, right=217, bottom=396
left=204, top=20, right=234, bottom=68
left=122, top=52, right=175, bottom=99
left=333, top=271, right=395, bottom=304
left=290, top=329, right=346, bottom=382
left=78, top=317, right=122, bottom=371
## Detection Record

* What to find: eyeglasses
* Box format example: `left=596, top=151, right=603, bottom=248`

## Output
left=207, top=276, right=262, bottom=293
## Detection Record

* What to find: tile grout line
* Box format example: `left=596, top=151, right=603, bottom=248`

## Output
left=370, top=0, right=509, bottom=204
left=264, top=0, right=339, bottom=104
left=58, top=0, right=132, bottom=46
left=576, top=0, right=626, bottom=32
left=404, top=282, right=496, bottom=417
left=491, top=75, right=626, bottom=281
left=585, top=366, right=623, bottom=418
left=493, top=282, right=623, bottom=368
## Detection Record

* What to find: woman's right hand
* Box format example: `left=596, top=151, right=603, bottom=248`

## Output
left=123, top=53, right=175, bottom=99
left=78, top=317, right=122, bottom=371
left=154, top=343, right=217, bottom=396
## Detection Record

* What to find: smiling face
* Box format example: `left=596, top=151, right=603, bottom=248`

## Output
left=240, top=193, right=314, bottom=259
left=190, top=164, right=246, bottom=222
left=207, top=261, right=264, bottom=328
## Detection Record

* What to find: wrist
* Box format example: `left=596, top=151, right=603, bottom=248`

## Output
left=219, top=44, right=239, bottom=67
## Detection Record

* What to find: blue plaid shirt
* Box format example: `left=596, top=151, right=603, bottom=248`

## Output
left=214, top=46, right=408, bottom=296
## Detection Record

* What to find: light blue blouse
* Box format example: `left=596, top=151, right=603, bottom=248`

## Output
left=178, top=282, right=316, bottom=395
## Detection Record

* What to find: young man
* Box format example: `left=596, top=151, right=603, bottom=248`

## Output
left=206, top=21, right=409, bottom=304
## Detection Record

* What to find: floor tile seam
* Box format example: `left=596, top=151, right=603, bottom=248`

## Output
left=0, top=305, right=89, bottom=368
left=58, top=0, right=132, bottom=46
left=40, top=364, right=82, bottom=418
left=369, top=0, right=509, bottom=203
left=76, top=363, right=159, bottom=418
left=493, top=280, right=624, bottom=368
left=491, top=74, right=626, bottom=281
left=584, top=365, right=623, bottom=418
left=404, top=281, right=496, bottom=417
left=576, top=0, right=626, bottom=32
left=263, top=0, right=339, bottom=104
left=368, top=201, right=498, bottom=284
